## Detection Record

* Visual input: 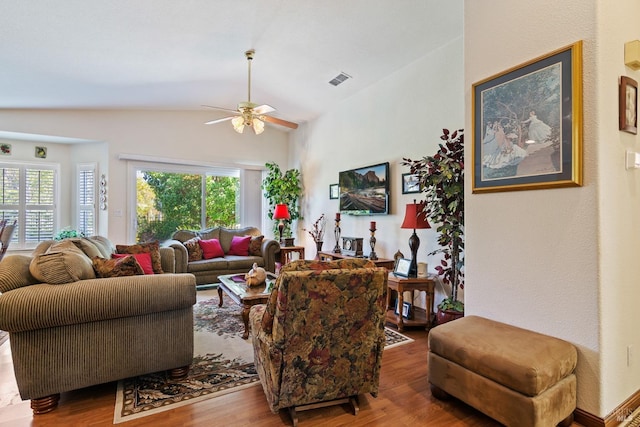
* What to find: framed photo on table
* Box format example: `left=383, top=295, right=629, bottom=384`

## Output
left=620, top=76, right=638, bottom=134
left=472, top=41, right=583, bottom=193
left=393, top=258, right=411, bottom=277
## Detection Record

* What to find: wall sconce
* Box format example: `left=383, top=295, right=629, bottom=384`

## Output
left=625, top=41, right=640, bottom=70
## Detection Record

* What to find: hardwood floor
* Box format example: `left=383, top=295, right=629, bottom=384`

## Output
left=0, top=326, right=579, bottom=426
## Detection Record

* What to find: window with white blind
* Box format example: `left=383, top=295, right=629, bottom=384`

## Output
left=0, top=163, right=58, bottom=249
left=77, top=164, right=96, bottom=236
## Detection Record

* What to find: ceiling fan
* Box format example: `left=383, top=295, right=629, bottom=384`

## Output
left=204, top=49, right=298, bottom=134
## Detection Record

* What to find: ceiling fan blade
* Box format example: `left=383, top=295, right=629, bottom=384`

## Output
left=205, top=116, right=235, bottom=125
left=202, top=104, right=240, bottom=114
left=253, top=104, right=275, bottom=115
left=262, top=115, right=299, bottom=129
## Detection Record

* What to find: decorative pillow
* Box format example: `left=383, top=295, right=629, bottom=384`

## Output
left=112, top=252, right=154, bottom=274
left=183, top=236, right=203, bottom=261
left=68, top=238, right=103, bottom=259
left=199, top=238, right=225, bottom=259
left=92, top=255, right=145, bottom=278
left=116, top=241, right=163, bottom=274
left=29, top=240, right=96, bottom=284
left=227, top=235, right=251, bottom=256
left=248, top=235, right=264, bottom=256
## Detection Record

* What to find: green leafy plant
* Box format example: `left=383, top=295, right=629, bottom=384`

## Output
left=402, top=128, right=464, bottom=312
left=54, top=227, right=85, bottom=241
left=261, top=162, right=302, bottom=238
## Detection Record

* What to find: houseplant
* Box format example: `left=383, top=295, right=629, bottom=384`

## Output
left=304, top=214, right=327, bottom=259
left=261, top=162, right=302, bottom=243
left=401, top=128, right=464, bottom=324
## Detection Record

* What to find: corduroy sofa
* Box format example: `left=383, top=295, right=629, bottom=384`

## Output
left=0, top=236, right=196, bottom=415
left=164, top=226, right=280, bottom=285
left=249, top=259, right=388, bottom=425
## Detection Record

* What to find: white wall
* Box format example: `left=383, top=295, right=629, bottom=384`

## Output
left=0, top=109, right=290, bottom=243
left=465, top=0, right=640, bottom=417
left=596, top=0, right=640, bottom=415
left=291, top=33, right=464, bottom=309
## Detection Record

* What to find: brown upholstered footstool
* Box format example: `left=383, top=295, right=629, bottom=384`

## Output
left=428, top=315, right=577, bottom=427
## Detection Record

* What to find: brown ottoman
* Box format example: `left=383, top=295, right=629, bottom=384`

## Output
left=428, top=316, right=577, bottom=427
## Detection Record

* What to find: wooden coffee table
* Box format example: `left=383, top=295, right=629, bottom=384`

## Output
left=217, top=274, right=274, bottom=339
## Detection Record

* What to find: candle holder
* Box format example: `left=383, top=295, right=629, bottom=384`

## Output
left=369, top=226, right=378, bottom=260
left=333, top=218, right=342, bottom=253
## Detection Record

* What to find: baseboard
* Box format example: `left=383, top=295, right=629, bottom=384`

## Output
left=574, top=389, right=640, bottom=427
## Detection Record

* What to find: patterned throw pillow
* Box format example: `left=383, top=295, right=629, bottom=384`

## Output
left=112, top=252, right=154, bottom=274
left=115, top=241, right=163, bottom=274
left=92, top=255, right=145, bottom=278
left=183, top=237, right=203, bottom=261
left=198, top=238, right=225, bottom=259
left=248, top=235, right=264, bottom=256
left=227, top=235, right=251, bottom=256
left=29, top=240, right=96, bottom=284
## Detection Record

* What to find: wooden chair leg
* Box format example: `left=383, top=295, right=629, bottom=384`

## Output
left=557, top=413, right=574, bottom=427
left=31, top=394, right=60, bottom=414
left=348, top=395, right=360, bottom=415
left=288, top=406, right=299, bottom=427
left=169, top=365, right=190, bottom=380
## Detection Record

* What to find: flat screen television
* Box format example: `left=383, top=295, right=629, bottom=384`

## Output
left=339, top=162, right=390, bottom=215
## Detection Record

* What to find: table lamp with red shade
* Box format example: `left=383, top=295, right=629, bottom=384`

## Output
left=400, top=200, right=430, bottom=278
left=273, top=203, right=291, bottom=246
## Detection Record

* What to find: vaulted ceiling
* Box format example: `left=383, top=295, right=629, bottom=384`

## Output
left=0, top=0, right=463, bottom=126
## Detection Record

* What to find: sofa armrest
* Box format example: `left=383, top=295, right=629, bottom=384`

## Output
left=0, top=273, right=196, bottom=333
left=164, top=239, right=188, bottom=273
left=261, top=238, right=281, bottom=273
left=159, top=246, right=176, bottom=273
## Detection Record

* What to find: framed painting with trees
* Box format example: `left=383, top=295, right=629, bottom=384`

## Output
left=471, top=41, right=583, bottom=193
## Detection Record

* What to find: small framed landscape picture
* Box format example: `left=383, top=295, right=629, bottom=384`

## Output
left=329, top=183, right=339, bottom=200
left=393, top=258, right=411, bottom=277
left=402, top=173, right=420, bottom=194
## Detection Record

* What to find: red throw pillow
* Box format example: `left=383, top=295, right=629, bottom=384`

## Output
left=227, top=235, right=251, bottom=256
left=112, top=252, right=154, bottom=275
left=199, top=238, right=225, bottom=259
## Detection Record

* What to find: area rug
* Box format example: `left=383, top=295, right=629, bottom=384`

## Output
left=113, top=291, right=413, bottom=423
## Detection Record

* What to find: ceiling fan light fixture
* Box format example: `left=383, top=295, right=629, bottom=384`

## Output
left=232, top=116, right=245, bottom=133
left=253, top=118, right=265, bottom=135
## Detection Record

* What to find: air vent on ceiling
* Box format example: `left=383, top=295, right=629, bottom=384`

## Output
left=329, top=72, right=352, bottom=86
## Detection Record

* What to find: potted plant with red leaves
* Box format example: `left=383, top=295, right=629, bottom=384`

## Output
left=402, top=129, right=464, bottom=325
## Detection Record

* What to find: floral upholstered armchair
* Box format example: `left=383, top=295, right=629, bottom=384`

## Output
left=249, top=259, right=388, bottom=425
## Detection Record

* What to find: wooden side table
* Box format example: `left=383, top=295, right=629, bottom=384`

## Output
left=280, top=246, right=305, bottom=265
left=386, top=273, right=435, bottom=331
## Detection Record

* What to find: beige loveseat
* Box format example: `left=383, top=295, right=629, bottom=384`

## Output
left=0, top=236, right=196, bottom=415
left=164, top=226, right=281, bottom=285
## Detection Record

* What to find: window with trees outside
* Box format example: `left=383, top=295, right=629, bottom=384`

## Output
left=0, top=162, right=58, bottom=249
left=135, top=165, right=240, bottom=242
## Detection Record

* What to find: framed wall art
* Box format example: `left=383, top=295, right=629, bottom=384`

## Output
left=35, top=146, right=47, bottom=159
left=401, top=173, right=421, bottom=194
left=619, top=76, right=637, bottom=134
left=329, top=183, right=339, bottom=199
left=472, top=41, right=583, bottom=193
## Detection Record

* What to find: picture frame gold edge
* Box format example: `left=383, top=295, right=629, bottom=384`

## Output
left=471, top=40, right=584, bottom=193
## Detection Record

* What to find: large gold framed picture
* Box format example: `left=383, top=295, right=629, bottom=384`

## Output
left=472, top=41, right=583, bottom=193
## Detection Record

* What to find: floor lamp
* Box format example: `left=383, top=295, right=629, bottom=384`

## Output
left=273, top=204, right=291, bottom=246
left=400, top=200, right=430, bottom=278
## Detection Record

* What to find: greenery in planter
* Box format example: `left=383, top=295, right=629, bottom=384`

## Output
left=261, top=162, right=302, bottom=239
left=54, top=227, right=85, bottom=241
left=401, top=128, right=464, bottom=313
